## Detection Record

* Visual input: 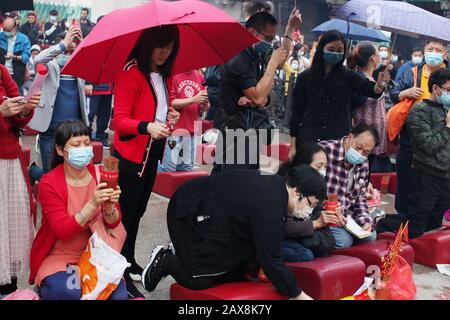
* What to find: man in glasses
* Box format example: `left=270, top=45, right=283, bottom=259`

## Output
left=27, top=26, right=92, bottom=181
left=214, top=9, right=301, bottom=173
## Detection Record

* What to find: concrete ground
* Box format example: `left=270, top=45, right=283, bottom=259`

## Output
left=16, top=131, right=450, bottom=300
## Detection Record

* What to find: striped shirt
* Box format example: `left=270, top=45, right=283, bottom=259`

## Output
left=319, top=138, right=373, bottom=227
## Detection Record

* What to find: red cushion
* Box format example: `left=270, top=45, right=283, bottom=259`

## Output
left=153, top=171, right=209, bottom=198
left=21, top=147, right=31, bottom=168
left=287, top=255, right=366, bottom=300
left=262, top=144, right=291, bottom=162
left=379, top=230, right=450, bottom=267
left=196, top=143, right=216, bottom=165
left=333, top=239, right=415, bottom=268
left=91, top=141, right=103, bottom=164
left=170, top=282, right=286, bottom=300
left=201, top=120, right=214, bottom=134
left=23, top=126, right=39, bottom=136
left=369, top=173, right=397, bottom=194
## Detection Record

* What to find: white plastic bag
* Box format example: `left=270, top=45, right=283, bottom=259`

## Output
left=77, top=232, right=130, bottom=300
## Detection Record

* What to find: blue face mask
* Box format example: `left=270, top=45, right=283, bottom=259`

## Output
left=64, top=147, right=93, bottom=170
left=4, top=31, right=14, bottom=38
left=412, top=56, right=423, bottom=66
left=425, top=52, right=444, bottom=67
left=323, top=50, right=344, bottom=66
left=58, top=54, right=70, bottom=67
left=254, top=41, right=272, bottom=60
left=437, top=89, right=450, bottom=106
left=345, top=146, right=367, bottom=165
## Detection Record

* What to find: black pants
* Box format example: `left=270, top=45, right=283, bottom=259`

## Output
left=406, top=168, right=450, bottom=238
left=162, top=198, right=246, bottom=290
left=395, top=147, right=415, bottom=215
left=119, top=139, right=165, bottom=264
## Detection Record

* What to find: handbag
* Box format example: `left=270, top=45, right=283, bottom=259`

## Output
left=386, top=66, right=418, bottom=142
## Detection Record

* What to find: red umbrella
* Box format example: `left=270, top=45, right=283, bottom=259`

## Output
left=62, top=0, right=258, bottom=83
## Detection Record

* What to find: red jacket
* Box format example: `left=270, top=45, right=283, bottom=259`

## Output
left=113, top=61, right=172, bottom=176
left=29, top=163, right=122, bottom=285
left=0, top=64, right=35, bottom=221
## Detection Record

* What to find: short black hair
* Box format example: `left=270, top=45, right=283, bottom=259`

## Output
left=412, top=47, right=424, bottom=55
left=81, top=7, right=89, bottom=14
left=351, top=122, right=380, bottom=146
left=49, top=9, right=58, bottom=16
left=128, top=25, right=180, bottom=78
left=277, top=142, right=326, bottom=176
left=245, top=11, right=277, bottom=31
left=426, top=39, right=447, bottom=48
left=286, top=165, right=327, bottom=201
left=428, top=68, right=450, bottom=93
left=51, top=120, right=90, bottom=170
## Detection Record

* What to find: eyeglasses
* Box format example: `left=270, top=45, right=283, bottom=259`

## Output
left=255, top=29, right=275, bottom=43
left=440, top=86, right=450, bottom=94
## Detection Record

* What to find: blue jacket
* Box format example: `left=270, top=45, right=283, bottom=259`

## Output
left=394, top=61, right=414, bottom=83
left=0, top=31, right=31, bottom=64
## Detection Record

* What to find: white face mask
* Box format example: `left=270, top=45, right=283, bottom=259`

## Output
left=291, top=61, right=299, bottom=70
left=49, top=15, right=57, bottom=22
left=293, top=194, right=314, bottom=219
left=318, top=168, right=326, bottom=177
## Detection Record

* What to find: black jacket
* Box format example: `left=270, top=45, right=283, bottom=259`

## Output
left=19, top=23, right=39, bottom=45
left=290, top=67, right=382, bottom=147
left=407, top=100, right=450, bottom=178
left=170, top=170, right=301, bottom=298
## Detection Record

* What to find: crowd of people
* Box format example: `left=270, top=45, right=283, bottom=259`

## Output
left=0, top=1, right=449, bottom=301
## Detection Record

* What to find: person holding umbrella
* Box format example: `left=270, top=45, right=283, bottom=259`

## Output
left=113, top=25, right=180, bottom=299
left=288, top=30, right=389, bottom=160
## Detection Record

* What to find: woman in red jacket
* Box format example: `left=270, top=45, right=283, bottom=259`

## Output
left=113, top=25, right=180, bottom=299
left=0, top=64, right=40, bottom=296
left=29, top=120, right=127, bottom=300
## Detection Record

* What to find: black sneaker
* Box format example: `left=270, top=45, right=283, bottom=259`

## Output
left=124, top=272, right=145, bottom=300
left=142, top=246, right=170, bottom=292
left=100, top=139, right=110, bottom=150
left=128, top=262, right=144, bottom=282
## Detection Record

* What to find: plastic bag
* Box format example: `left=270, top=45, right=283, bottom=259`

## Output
left=2, top=289, right=39, bottom=300
left=387, top=256, right=416, bottom=300
left=77, top=232, right=130, bottom=300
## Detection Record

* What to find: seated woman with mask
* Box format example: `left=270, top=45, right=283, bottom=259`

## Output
left=278, top=142, right=345, bottom=262
left=29, top=120, right=127, bottom=300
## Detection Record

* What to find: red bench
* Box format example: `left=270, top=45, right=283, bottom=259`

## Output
left=378, top=230, right=450, bottom=268
left=21, top=147, right=31, bottom=168
left=287, top=255, right=366, bottom=300
left=91, top=141, right=104, bottom=164
left=170, top=282, right=286, bottom=300
left=369, top=173, right=397, bottom=194
left=262, top=143, right=291, bottom=162
left=153, top=171, right=209, bottom=198
left=333, top=239, right=415, bottom=269
left=195, top=143, right=216, bottom=165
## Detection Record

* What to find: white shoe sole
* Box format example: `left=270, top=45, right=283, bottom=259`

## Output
left=129, top=273, right=142, bottom=282
left=142, top=245, right=165, bottom=291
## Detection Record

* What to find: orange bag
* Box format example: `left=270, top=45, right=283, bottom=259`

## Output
left=386, top=66, right=419, bottom=142
left=386, top=256, right=417, bottom=300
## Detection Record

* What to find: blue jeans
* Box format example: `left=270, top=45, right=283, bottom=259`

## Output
left=159, top=135, right=196, bottom=172
left=39, top=271, right=128, bottom=300
left=88, top=94, right=112, bottom=141
left=330, top=226, right=377, bottom=249
left=282, top=239, right=314, bottom=262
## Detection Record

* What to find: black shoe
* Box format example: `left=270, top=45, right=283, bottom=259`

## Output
left=128, top=261, right=144, bottom=282
left=142, top=246, right=170, bottom=293
left=124, top=273, right=145, bottom=300
left=99, top=138, right=110, bottom=150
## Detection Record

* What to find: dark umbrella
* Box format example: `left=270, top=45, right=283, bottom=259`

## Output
left=0, top=0, right=34, bottom=12
left=312, top=19, right=389, bottom=42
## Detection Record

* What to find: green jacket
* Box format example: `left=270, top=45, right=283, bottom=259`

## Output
left=407, top=100, right=450, bottom=177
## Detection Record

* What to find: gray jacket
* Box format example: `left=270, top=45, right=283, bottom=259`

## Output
left=407, top=100, right=450, bottom=177
left=27, top=44, right=88, bottom=132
